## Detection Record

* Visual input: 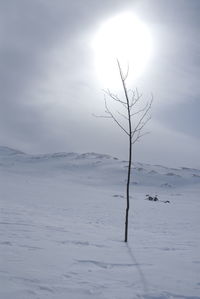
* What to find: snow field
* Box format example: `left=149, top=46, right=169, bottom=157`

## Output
left=0, top=147, right=200, bottom=298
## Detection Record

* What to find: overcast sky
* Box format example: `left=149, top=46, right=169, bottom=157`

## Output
left=0, top=0, right=199, bottom=167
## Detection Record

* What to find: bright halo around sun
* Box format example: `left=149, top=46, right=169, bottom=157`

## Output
left=92, top=12, right=153, bottom=88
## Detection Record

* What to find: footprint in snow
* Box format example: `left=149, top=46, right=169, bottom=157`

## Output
left=77, top=260, right=135, bottom=269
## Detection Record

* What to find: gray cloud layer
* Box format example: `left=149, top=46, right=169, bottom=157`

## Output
left=0, top=0, right=199, bottom=167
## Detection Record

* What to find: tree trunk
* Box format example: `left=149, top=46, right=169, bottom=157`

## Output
left=118, top=61, right=132, bottom=243
left=125, top=134, right=132, bottom=242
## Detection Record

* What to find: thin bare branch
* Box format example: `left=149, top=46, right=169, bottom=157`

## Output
left=117, top=111, right=129, bottom=120
left=104, top=97, right=129, bottom=136
left=104, top=89, right=127, bottom=107
left=132, top=131, right=150, bottom=144
left=130, top=89, right=143, bottom=109
left=117, top=59, right=126, bottom=83
left=131, top=116, right=151, bottom=137
left=131, top=98, right=153, bottom=136
left=92, top=113, right=112, bottom=119
left=123, top=63, right=129, bottom=81
left=103, top=89, right=120, bottom=101
left=130, top=102, right=149, bottom=117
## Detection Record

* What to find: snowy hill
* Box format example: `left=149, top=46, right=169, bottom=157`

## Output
left=0, top=146, right=200, bottom=188
left=0, top=146, right=200, bottom=298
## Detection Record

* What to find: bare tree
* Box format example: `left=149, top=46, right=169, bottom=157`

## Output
left=97, top=60, right=152, bottom=242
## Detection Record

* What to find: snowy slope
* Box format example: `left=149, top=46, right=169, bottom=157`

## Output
left=0, top=146, right=200, bottom=188
left=0, top=146, right=200, bottom=299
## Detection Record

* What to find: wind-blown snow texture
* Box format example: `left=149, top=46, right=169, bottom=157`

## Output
left=0, top=146, right=199, bottom=299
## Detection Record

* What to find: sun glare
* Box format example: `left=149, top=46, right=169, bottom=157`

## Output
left=92, top=12, right=153, bottom=88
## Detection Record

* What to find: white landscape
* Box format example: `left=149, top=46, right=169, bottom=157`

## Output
left=0, top=146, right=199, bottom=299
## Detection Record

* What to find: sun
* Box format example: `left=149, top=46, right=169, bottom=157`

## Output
left=92, top=12, right=153, bottom=88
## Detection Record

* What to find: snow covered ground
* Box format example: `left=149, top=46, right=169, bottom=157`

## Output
left=0, top=146, right=200, bottom=299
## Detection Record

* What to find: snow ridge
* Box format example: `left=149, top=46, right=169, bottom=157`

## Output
left=0, top=146, right=199, bottom=188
